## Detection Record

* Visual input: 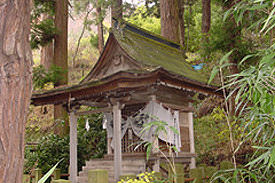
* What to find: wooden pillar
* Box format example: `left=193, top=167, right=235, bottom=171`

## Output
left=188, top=108, right=196, bottom=169
left=69, top=112, right=78, bottom=183
left=113, top=103, right=122, bottom=181
left=107, top=138, right=112, bottom=154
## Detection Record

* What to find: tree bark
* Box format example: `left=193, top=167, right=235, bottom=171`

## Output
left=41, top=14, right=54, bottom=71
left=54, top=0, right=69, bottom=136
left=201, top=0, right=211, bottom=58
left=97, top=0, right=104, bottom=53
left=223, top=0, right=240, bottom=74
left=41, top=41, right=54, bottom=70
left=111, top=0, right=122, bottom=25
left=160, top=0, right=180, bottom=43
left=178, top=0, right=185, bottom=48
left=202, top=0, right=211, bottom=34
left=0, top=1, right=32, bottom=182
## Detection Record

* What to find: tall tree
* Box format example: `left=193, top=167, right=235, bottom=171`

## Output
left=160, top=0, right=180, bottom=43
left=178, top=0, right=185, bottom=48
left=40, top=14, right=54, bottom=71
left=202, top=0, right=211, bottom=39
left=201, top=0, right=211, bottom=58
left=201, top=0, right=211, bottom=35
left=223, top=0, right=240, bottom=74
left=111, top=0, right=122, bottom=25
left=97, top=0, right=104, bottom=53
left=53, top=0, right=69, bottom=135
left=0, top=0, right=32, bottom=182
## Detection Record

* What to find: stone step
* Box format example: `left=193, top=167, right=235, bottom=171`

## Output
left=83, top=165, right=144, bottom=170
left=85, top=160, right=145, bottom=167
left=77, top=159, right=146, bottom=183
left=77, top=176, right=87, bottom=183
left=79, top=167, right=143, bottom=177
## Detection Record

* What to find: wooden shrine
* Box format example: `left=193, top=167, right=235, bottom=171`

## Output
left=31, top=20, right=221, bottom=183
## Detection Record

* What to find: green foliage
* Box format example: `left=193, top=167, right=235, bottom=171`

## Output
left=90, top=33, right=99, bottom=48
left=208, top=1, right=275, bottom=181
left=31, top=0, right=56, bottom=49
left=31, top=0, right=55, bottom=19
left=31, top=19, right=56, bottom=49
left=143, top=0, right=160, bottom=18
left=194, top=107, right=238, bottom=165
left=24, top=113, right=107, bottom=174
left=126, top=6, right=161, bottom=34
left=38, top=160, right=62, bottom=183
left=32, top=65, right=66, bottom=90
left=30, top=134, right=69, bottom=175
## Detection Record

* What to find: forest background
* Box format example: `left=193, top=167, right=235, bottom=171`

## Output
left=0, top=0, right=273, bottom=182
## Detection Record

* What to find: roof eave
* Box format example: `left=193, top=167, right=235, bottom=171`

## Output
left=31, top=69, right=222, bottom=106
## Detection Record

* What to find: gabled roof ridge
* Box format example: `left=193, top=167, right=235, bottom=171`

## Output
left=111, top=18, right=182, bottom=50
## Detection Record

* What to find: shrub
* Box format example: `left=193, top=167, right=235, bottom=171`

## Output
left=24, top=113, right=107, bottom=174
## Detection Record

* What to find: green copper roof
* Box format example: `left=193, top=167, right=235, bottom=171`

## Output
left=112, top=23, right=209, bottom=84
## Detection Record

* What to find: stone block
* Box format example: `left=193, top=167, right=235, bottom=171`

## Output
left=88, top=169, right=108, bottom=183
left=190, top=167, right=204, bottom=183
left=175, top=163, right=185, bottom=183
left=52, top=168, right=61, bottom=180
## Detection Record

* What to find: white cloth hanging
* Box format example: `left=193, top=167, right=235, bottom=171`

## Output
left=85, top=118, right=90, bottom=132
left=103, top=100, right=181, bottom=151
left=128, top=101, right=181, bottom=151
left=104, top=113, right=129, bottom=148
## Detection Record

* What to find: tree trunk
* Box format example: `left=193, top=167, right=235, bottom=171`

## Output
left=41, top=14, right=54, bottom=71
left=97, top=0, right=104, bottom=53
left=0, top=1, right=32, bottom=182
left=202, top=0, right=211, bottom=34
left=53, top=0, right=69, bottom=136
left=178, top=0, right=185, bottom=48
left=160, top=0, right=180, bottom=43
left=41, top=41, right=54, bottom=70
left=111, top=0, right=122, bottom=25
left=201, top=0, right=211, bottom=58
left=223, top=0, right=240, bottom=74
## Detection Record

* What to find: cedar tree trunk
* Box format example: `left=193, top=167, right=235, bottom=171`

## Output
left=41, top=14, right=54, bottom=71
left=0, top=1, right=32, bottom=182
left=178, top=0, right=185, bottom=48
left=53, top=0, right=69, bottom=136
left=202, top=0, right=211, bottom=35
left=97, top=0, right=104, bottom=53
left=223, top=0, right=239, bottom=74
left=160, top=0, right=180, bottom=43
left=201, top=0, right=211, bottom=58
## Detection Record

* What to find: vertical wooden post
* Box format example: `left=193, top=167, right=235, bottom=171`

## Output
left=188, top=108, right=196, bottom=169
left=69, top=112, right=78, bottom=183
left=113, top=103, right=122, bottom=181
left=107, top=138, right=112, bottom=154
